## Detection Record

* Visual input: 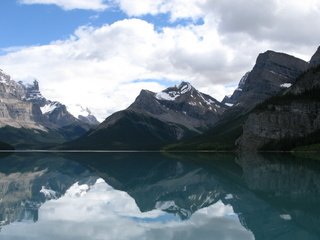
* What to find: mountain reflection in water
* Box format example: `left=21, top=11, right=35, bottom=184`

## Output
left=0, top=152, right=319, bottom=240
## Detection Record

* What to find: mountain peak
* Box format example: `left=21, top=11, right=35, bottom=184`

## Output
left=310, top=46, right=320, bottom=67
left=257, top=50, right=307, bottom=65
left=222, top=50, right=308, bottom=111
left=0, top=69, right=11, bottom=83
left=156, top=81, right=195, bottom=101
left=178, top=81, right=193, bottom=92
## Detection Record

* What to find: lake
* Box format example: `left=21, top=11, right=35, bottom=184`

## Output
left=0, top=152, right=319, bottom=240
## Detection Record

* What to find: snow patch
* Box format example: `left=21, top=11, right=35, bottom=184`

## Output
left=155, top=82, right=194, bottom=101
left=155, top=201, right=178, bottom=210
left=280, top=83, right=292, bottom=88
left=41, top=102, right=59, bottom=114
left=225, top=194, right=233, bottom=200
left=180, top=83, right=192, bottom=94
left=155, top=200, right=191, bottom=218
left=280, top=214, right=292, bottom=220
left=155, top=91, right=179, bottom=101
left=225, top=103, right=234, bottom=107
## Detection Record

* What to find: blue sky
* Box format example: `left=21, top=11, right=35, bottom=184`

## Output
left=0, top=0, right=319, bottom=119
left=0, top=0, right=200, bottom=50
left=0, top=1, right=122, bottom=49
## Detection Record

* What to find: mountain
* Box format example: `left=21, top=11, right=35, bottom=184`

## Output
left=222, top=50, right=308, bottom=111
left=64, top=82, right=226, bottom=150
left=0, top=69, right=99, bottom=149
left=24, top=80, right=99, bottom=128
left=168, top=50, right=310, bottom=151
left=239, top=59, right=320, bottom=151
left=129, top=82, right=225, bottom=131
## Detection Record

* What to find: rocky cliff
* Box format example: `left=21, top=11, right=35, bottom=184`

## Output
left=0, top=70, right=44, bottom=130
left=238, top=47, right=320, bottom=151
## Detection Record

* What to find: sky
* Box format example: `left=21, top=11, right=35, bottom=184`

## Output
left=0, top=0, right=320, bottom=120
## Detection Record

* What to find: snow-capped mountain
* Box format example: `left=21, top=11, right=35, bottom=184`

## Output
left=65, top=82, right=227, bottom=150
left=129, top=82, right=226, bottom=131
left=155, top=82, right=222, bottom=111
left=19, top=79, right=99, bottom=128
left=0, top=69, right=99, bottom=148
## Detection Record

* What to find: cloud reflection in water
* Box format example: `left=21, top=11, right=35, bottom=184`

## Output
left=1, top=178, right=254, bottom=240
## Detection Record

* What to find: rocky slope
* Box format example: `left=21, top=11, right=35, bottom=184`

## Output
left=65, top=82, right=226, bottom=150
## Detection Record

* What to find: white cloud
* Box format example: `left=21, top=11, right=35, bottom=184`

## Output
left=114, top=0, right=320, bottom=46
left=113, top=0, right=206, bottom=21
left=19, top=0, right=108, bottom=11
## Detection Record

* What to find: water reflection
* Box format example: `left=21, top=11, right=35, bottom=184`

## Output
left=0, top=152, right=319, bottom=239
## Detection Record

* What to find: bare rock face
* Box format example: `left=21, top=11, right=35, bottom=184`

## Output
left=223, top=51, right=308, bottom=112
left=238, top=102, right=320, bottom=151
left=0, top=70, right=44, bottom=130
left=23, top=80, right=47, bottom=106
left=310, top=46, right=320, bottom=67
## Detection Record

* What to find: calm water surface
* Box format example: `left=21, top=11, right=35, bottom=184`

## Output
left=0, top=152, right=319, bottom=240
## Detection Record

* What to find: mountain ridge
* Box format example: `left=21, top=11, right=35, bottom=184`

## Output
left=63, top=82, right=226, bottom=150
